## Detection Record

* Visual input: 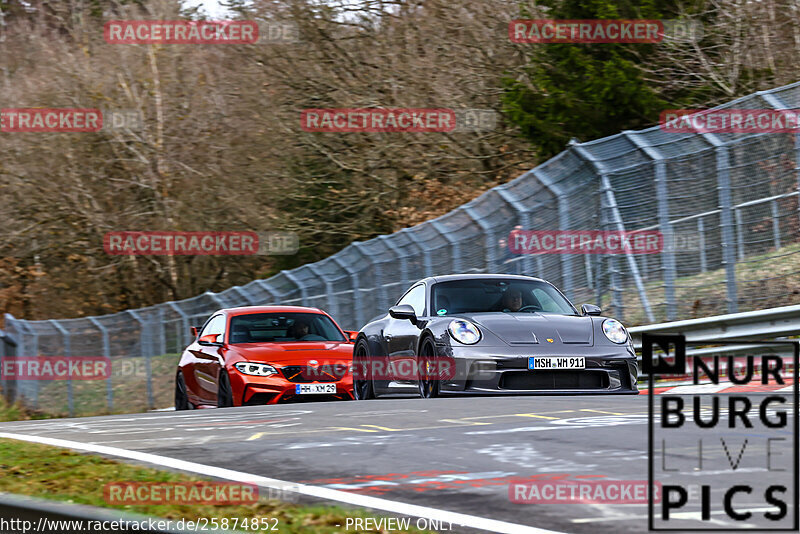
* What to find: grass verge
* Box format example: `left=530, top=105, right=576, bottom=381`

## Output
left=0, top=438, right=431, bottom=533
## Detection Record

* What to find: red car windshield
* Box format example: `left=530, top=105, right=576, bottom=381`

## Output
left=229, top=313, right=346, bottom=344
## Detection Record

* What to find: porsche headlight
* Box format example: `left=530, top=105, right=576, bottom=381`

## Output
left=448, top=319, right=481, bottom=345
left=234, top=362, right=278, bottom=376
left=602, top=319, right=628, bottom=344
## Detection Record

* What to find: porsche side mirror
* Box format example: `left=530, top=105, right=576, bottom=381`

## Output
left=191, top=326, right=199, bottom=338
left=344, top=330, right=358, bottom=342
left=198, top=333, right=224, bottom=347
left=581, top=304, right=602, bottom=316
left=389, top=304, right=417, bottom=324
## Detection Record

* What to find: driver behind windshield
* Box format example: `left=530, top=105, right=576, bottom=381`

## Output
left=500, top=289, right=523, bottom=312
left=290, top=319, right=311, bottom=340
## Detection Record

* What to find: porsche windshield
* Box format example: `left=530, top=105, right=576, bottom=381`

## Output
left=431, top=279, right=578, bottom=316
left=228, top=313, right=346, bottom=343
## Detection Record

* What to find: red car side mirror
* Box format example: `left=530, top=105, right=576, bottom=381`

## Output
left=344, top=331, right=358, bottom=343
left=191, top=326, right=199, bottom=338
left=198, top=333, right=223, bottom=347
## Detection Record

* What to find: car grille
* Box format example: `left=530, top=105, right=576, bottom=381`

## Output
left=280, top=365, right=343, bottom=383
left=500, top=370, right=609, bottom=390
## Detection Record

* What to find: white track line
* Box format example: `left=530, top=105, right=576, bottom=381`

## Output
left=0, top=432, right=563, bottom=534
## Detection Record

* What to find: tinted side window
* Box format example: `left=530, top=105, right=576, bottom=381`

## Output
left=201, top=315, right=226, bottom=337
left=397, top=284, right=426, bottom=316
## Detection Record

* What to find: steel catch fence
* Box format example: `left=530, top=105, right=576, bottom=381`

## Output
left=4, top=82, right=800, bottom=414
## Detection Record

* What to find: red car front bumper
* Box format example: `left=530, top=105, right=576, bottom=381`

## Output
left=229, top=366, right=354, bottom=405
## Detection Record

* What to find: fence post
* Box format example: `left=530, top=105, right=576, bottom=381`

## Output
left=157, top=306, right=166, bottom=357
left=431, top=220, right=460, bottom=272
left=48, top=320, right=73, bottom=417
left=403, top=229, right=433, bottom=278
left=167, top=301, right=191, bottom=349
left=354, top=242, right=387, bottom=318
left=699, top=131, right=738, bottom=313
left=7, top=318, right=34, bottom=408
left=230, top=286, right=258, bottom=305
left=625, top=132, right=678, bottom=320
left=378, top=235, right=408, bottom=290
left=282, top=271, right=308, bottom=306
left=306, top=265, right=337, bottom=317
left=570, top=144, right=655, bottom=322
left=697, top=217, right=707, bottom=272
left=25, top=323, right=40, bottom=409
left=254, top=279, right=279, bottom=304
left=532, top=169, right=574, bottom=300
left=332, top=254, right=363, bottom=330
left=771, top=199, right=781, bottom=249
left=463, top=205, right=496, bottom=273
left=126, top=310, right=153, bottom=410
left=0, top=328, right=16, bottom=404
left=759, top=90, right=800, bottom=230
left=495, top=186, right=536, bottom=275
left=88, top=317, right=113, bottom=412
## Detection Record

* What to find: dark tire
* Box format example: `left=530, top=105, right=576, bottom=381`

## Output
left=353, top=339, right=375, bottom=400
left=217, top=370, right=234, bottom=408
left=418, top=337, right=441, bottom=399
left=175, top=372, right=191, bottom=411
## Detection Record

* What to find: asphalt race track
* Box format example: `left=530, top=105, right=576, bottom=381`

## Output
left=0, top=395, right=795, bottom=533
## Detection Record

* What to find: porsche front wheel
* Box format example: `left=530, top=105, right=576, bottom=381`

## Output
left=418, top=338, right=441, bottom=399
left=353, top=339, right=375, bottom=400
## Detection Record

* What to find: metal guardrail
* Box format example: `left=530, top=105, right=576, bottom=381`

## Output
left=0, top=492, right=214, bottom=533
left=628, top=304, right=800, bottom=360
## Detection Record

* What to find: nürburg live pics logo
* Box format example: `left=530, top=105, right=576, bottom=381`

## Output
left=644, top=333, right=798, bottom=531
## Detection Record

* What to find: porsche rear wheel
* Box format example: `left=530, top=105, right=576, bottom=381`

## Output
left=175, top=372, right=191, bottom=411
left=418, top=338, right=441, bottom=399
left=217, top=370, right=234, bottom=408
left=353, top=339, right=375, bottom=400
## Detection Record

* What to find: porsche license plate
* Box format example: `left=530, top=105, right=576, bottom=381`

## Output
left=295, top=383, right=337, bottom=394
left=528, top=357, right=585, bottom=370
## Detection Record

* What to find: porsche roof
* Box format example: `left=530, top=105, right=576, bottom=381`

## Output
left=421, top=273, right=547, bottom=284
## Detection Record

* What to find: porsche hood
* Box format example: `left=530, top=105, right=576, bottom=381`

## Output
left=462, top=313, right=594, bottom=345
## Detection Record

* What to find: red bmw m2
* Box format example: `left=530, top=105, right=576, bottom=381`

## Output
left=175, top=306, right=356, bottom=408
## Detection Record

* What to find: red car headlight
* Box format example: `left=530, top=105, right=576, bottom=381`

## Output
left=234, top=362, right=278, bottom=377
